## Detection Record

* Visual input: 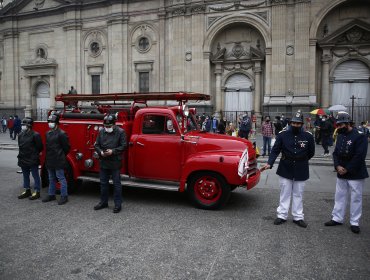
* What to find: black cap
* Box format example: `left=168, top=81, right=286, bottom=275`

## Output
left=103, top=114, right=116, bottom=126
left=48, top=114, right=60, bottom=123
left=22, top=117, right=34, bottom=127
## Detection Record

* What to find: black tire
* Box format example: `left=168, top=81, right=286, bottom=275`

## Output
left=187, top=171, right=230, bottom=210
left=230, top=185, right=238, bottom=191
left=40, top=162, right=78, bottom=194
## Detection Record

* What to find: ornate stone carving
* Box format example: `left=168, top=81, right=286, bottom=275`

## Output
left=346, top=27, right=363, bottom=43
left=172, top=7, right=186, bottom=16
left=270, top=0, right=286, bottom=5
left=34, top=0, right=45, bottom=10
left=191, top=5, right=206, bottom=14
left=232, top=43, right=245, bottom=59
left=321, top=54, right=332, bottom=63
left=286, top=45, right=294, bottom=56
left=185, top=51, right=192, bottom=61
left=207, top=16, right=223, bottom=29
left=209, top=3, right=234, bottom=11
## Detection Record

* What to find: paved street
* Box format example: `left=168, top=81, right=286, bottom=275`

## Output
left=0, top=144, right=369, bottom=279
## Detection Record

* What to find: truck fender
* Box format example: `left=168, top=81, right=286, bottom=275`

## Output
left=180, top=152, right=242, bottom=192
left=66, top=154, right=81, bottom=180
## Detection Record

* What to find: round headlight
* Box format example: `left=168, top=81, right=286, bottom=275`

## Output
left=75, top=153, right=83, bottom=160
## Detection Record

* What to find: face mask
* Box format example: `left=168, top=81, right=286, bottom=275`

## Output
left=337, top=127, right=347, bottom=134
left=105, top=127, right=113, bottom=133
left=266, top=119, right=270, bottom=122
left=48, top=123, right=56, bottom=129
left=21, top=125, right=28, bottom=131
left=292, top=126, right=301, bottom=135
left=322, top=118, right=326, bottom=121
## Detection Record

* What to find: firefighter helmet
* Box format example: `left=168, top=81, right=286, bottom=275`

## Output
left=291, top=111, right=304, bottom=123
left=103, top=114, right=116, bottom=126
left=22, top=117, right=34, bottom=127
left=48, top=113, right=60, bottom=124
left=336, top=111, right=351, bottom=124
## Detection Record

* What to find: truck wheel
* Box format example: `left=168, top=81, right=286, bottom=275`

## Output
left=187, top=172, right=230, bottom=210
left=40, top=163, right=78, bottom=194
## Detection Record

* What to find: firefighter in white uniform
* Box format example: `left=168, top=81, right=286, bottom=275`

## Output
left=261, top=111, right=315, bottom=228
left=324, top=112, right=368, bottom=234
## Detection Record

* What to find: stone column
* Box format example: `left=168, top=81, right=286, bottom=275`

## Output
left=214, top=63, right=222, bottom=113
left=24, top=76, right=32, bottom=118
left=49, top=75, right=56, bottom=109
left=321, top=50, right=332, bottom=108
left=253, top=62, right=262, bottom=115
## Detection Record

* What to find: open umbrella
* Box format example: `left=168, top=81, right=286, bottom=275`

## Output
left=328, top=105, right=347, bottom=111
left=310, top=108, right=330, bottom=115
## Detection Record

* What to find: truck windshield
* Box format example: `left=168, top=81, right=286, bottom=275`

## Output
left=176, top=112, right=198, bottom=133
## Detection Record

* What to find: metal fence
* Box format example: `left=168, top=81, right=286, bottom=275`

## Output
left=33, top=109, right=50, bottom=121
left=348, top=106, right=370, bottom=126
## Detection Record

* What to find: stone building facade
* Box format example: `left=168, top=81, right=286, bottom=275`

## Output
left=0, top=0, right=369, bottom=123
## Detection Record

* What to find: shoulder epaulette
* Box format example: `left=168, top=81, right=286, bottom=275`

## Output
left=305, top=131, right=313, bottom=135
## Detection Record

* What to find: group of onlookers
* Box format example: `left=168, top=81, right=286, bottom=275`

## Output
left=1, top=115, right=22, bottom=140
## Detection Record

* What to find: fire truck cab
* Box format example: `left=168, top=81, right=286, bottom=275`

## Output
left=33, top=92, right=260, bottom=210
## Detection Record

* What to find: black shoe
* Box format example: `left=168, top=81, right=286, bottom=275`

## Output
left=293, top=220, right=307, bottom=228
left=18, top=189, right=32, bottom=199
left=29, top=192, right=40, bottom=200
left=324, top=220, right=343, bottom=226
left=58, top=196, right=68, bottom=205
left=274, top=218, right=286, bottom=225
left=42, top=195, right=56, bottom=202
left=94, top=202, right=108, bottom=210
left=113, top=206, right=121, bottom=213
left=262, top=153, right=266, bottom=157
left=350, top=226, right=360, bottom=234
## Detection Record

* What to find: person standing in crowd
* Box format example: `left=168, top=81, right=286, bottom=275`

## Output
left=217, top=117, right=226, bottom=134
left=211, top=116, right=218, bottom=133
left=42, top=114, right=71, bottom=205
left=273, top=116, right=283, bottom=135
left=324, top=112, right=368, bottom=234
left=7, top=116, right=14, bottom=139
left=314, top=115, right=322, bottom=145
left=261, top=111, right=315, bottom=228
left=12, top=115, right=22, bottom=140
left=17, top=118, right=43, bottom=200
left=261, top=116, right=274, bottom=156
left=319, top=114, right=333, bottom=156
left=327, top=113, right=335, bottom=146
left=239, top=113, right=252, bottom=140
left=358, top=121, right=370, bottom=140
left=94, top=114, right=126, bottom=213
left=1, top=116, right=7, bottom=133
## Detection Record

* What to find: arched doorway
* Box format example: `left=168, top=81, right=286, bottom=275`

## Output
left=332, top=60, right=370, bottom=124
left=35, top=82, right=50, bottom=120
left=224, top=73, right=253, bottom=112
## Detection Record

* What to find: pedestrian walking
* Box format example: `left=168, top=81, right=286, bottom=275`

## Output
left=12, top=115, right=22, bottom=140
left=17, top=118, right=43, bottom=200
left=273, top=116, right=283, bottom=135
left=94, top=114, right=127, bottom=213
left=7, top=116, right=14, bottom=139
left=261, top=116, right=274, bottom=156
left=1, top=116, right=7, bottom=133
left=42, top=114, right=71, bottom=205
left=324, top=112, right=368, bottom=234
left=261, top=111, right=315, bottom=228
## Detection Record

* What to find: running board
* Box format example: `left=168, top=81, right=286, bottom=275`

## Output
left=77, top=175, right=180, bottom=192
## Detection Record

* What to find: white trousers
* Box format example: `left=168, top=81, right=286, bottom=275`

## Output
left=332, top=178, right=364, bottom=226
left=277, top=177, right=305, bottom=220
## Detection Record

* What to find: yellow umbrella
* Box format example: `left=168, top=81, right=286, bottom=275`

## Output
left=310, top=108, right=330, bottom=115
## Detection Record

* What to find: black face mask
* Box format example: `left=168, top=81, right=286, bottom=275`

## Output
left=337, top=127, right=348, bottom=134
left=292, top=126, right=301, bottom=135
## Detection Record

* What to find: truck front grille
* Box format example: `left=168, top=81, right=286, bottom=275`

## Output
left=247, top=156, right=258, bottom=178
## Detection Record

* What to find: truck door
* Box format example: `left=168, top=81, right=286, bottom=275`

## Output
left=130, top=114, right=182, bottom=181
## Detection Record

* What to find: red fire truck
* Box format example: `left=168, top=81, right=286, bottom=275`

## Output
left=33, top=92, right=260, bottom=209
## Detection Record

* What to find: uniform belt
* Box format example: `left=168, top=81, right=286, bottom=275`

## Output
left=338, top=155, right=352, bottom=161
left=281, top=154, right=307, bottom=161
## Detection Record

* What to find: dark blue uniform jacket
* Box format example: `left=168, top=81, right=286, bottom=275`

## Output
left=267, top=127, right=315, bottom=181
left=333, top=129, right=369, bottom=180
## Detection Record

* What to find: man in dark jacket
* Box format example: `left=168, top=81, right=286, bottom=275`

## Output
left=42, top=113, right=71, bottom=205
left=324, top=112, right=368, bottom=234
left=12, top=115, right=22, bottom=140
left=261, top=111, right=315, bottom=228
left=94, top=114, right=127, bottom=213
left=319, top=114, right=332, bottom=156
left=17, top=118, right=43, bottom=200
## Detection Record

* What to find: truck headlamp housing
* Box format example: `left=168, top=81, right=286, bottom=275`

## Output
left=84, top=159, right=94, bottom=168
left=75, top=153, right=83, bottom=160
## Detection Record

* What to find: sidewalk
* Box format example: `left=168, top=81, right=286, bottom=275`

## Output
left=0, top=130, right=18, bottom=150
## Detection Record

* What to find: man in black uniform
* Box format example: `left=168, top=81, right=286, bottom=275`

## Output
left=17, top=117, right=43, bottom=200
left=94, top=114, right=127, bottom=213
left=261, top=111, right=315, bottom=228
left=42, top=114, right=71, bottom=205
left=324, top=112, right=368, bottom=234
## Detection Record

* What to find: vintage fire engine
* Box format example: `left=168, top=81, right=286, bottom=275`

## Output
left=33, top=92, right=260, bottom=209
